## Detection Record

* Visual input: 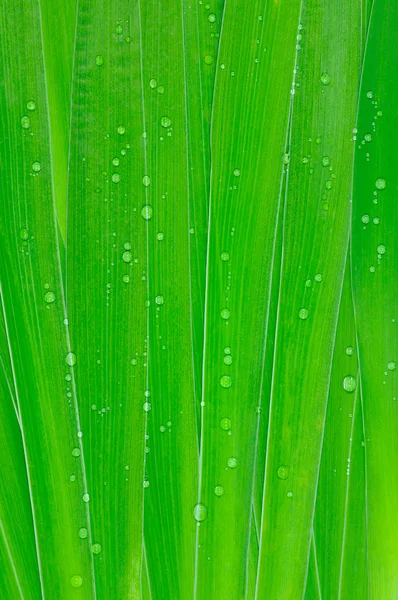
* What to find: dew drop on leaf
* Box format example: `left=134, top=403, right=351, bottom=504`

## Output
left=32, top=161, right=41, bottom=172
left=70, top=575, right=83, bottom=588
left=20, top=228, right=29, bottom=240
left=220, top=417, right=231, bottom=430
left=320, top=72, right=331, bottom=85
left=346, top=346, right=354, bottom=356
left=78, top=528, right=88, bottom=539
left=122, top=251, right=132, bottom=263
left=204, top=55, right=214, bottom=65
left=343, top=375, right=356, bottom=393
left=375, top=178, right=386, bottom=190
left=214, top=485, right=224, bottom=497
left=321, top=156, right=330, bottom=167
left=298, top=308, right=308, bottom=320
left=208, top=13, right=216, bottom=22
left=44, top=291, right=55, bottom=304
left=27, top=100, right=36, bottom=111
left=149, top=78, right=157, bottom=89
left=117, top=125, right=126, bottom=135
left=83, top=493, right=90, bottom=503
left=221, top=252, right=230, bottom=261
left=141, top=205, right=153, bottom=220
left=143, top=402, right=152, bottom=412
left=277, top=465, right=289, bottom=480
left=21, top=116, right=30, bottom=129
left=72, top=448, right=81, bottom=457
left=221, top=308, right=230, bottom=320
left=160, top=116, right=171, bottom=128
left=228, top=457, right=237, bottom=468
left=193, top=503, right=207, bottom=522
left=388, top=361, right=396, bottom=371
left=220, top=375, right=232, bottom=388
left=233, top=169, right=240, bottom=177
left=91, top=543, right=102, bottom=554
left=142, top=175, right=151, bottom=187
left=377, top=244, right=386, bottom=255
left=65, top=352, right=77, bottom=366
left=112, top=173, right=121, bottom=183
left=95, top=55, right=104, bottom=66
left=155, top=295, right=164, bottom=305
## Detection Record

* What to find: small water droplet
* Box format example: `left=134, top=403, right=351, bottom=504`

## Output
left=156, top=232, right=164, bottom=241
left=346, top=346, right=354, bottom=356
left=220, top=417, right=231, bottom=430
left=221, top=308, right=230, bottom=320
left=21, top=116, right=30, bottom=129
left=143, top=402, right=152, bottom=412
left=32, top=161, right=41, bottom=172
left=95, top=55, right=104, bottom=66
left=361, top=214, right=370, bottom=224
left=277, top=465, right=289, bottom=480
left=91, top=543, right=101, bottom=554
left=214, top=485, right=224, bottom=497
left=44, top=291, right=55, bottom=304
left=70, top=575, right=83, bottom=588
left=27, top=100, right=36, bottom=111
left=220, top=375, right=232, bottom=388
left=72, top=448, right=81, bottom=457
left=315, top=274, right=322, bottom=282
left=112, top=173, right=121, bottom=183
left=149, top=78, right=157, bottom=89
left=117, top=125, right=126, bottom=135
left=193, top=503, right=207, bottom=522
left=204, top=55, right=214, bottom=65
left=83, top=493, right=90, bottom=503
left=122, top=251, right=132, bottom=263
left=20, top=228, right=29, bottom=240
left=343, top=375, right=356, bottom=393
left=298, top=308, right=308, bottom=320
left=160, top=116, right=171, bottom=128
left=157, top=85, right=165, bottom=94
left=320, top=72, right=331, bottom=85
left=78, top=528, right=88, bottom=539
left=388, top=361, right=396, bottom=371
left=282, top=153, right=290, bottom=165
left=233, top=169, right=240, bottom=177
left=321, top=156, right=330, bottom=167
left=227, top=457, right=237, bottom=468
left=223, top=355, right=232, bottom=365
left=377, top=244, right=386, bottom=255
left=221, top=252, right=230, bottom=261
left=155, top=295, right=164, bottom=305
left=366, top=90, right=373, bottom=99
left=142, top=175, right=151, bottom=187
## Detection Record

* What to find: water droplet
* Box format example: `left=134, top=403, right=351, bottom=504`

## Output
left=388, top=361, right=396, bottom=371
left=117, top=125, right=126, bottom=135
left=233, top=169, right=240, bottom=177
left=21, top=116, right=30, bottom=129
left=377, top=244, right=386, bottom=255
left=70, top=575, right=83, bottom=588
left=142, top=175, right=151, bottom=187
left=315, top=274, right=322, bottom=282
left=346, top=346, right=354, bottom=356
left=27, top=100, right=36, bottom=111
left=141, top=205, right=153, bottom=220
left=204, top=55, right=214, bottom=65
left=193, top=503, right=207, bottom=522
left=19, top=228, right=29, bottom=240
left=112, top=157, right=120, bottom=167
left=160, top=116, right=171, bottom=128
left=320, top=72, right=331, bottom=85
left=157, top=85, right=165, bottom=94
left=298, top=308, right=308, bottom=320
left=155, top=295, right=164, bottom=305
left=224, top=347, right=231, bottom=355
left=78, top=527, right=88, bottom=539
left=122, top=251, right=132, bottom=263
left=95, top=55, right=104, bottom=66
left=156, top=232, right=164, bottom=241
left=91, top=543, right=101, bottom=554
left=343, top=375, right=356, bottom=393
left=282, top=153, right=290, bottom=165
left=32, top=161, right=41, bottom=172
left=112, top=173, right=120, bottom=183
left=361, top=214, right=370, bottom=224
left=221, top=252, right=230, bottom=261
left=287, top=491, right=293, bottom=498
left=44, top=291, right=55, bottom=303
left=277, top=465, right=289, bottom=480
left=220, top=375, right=232, bottom=388
left=72, top=448, right=81, bottom=457
left=366, top=90, right=373, bottom=99
left=305, top=280, right=312, bottom=288
left=221, top=308, right=230, bottom=320
left=208, top=13, right=216, bottom=22
left=123, top=275, right=130, bottom=283
left=214, top=485, right=224, bottom=497
left=65, top=352, right=76, bottom=366
left=375, top=178, right=386, bottom=190
left=321, top=156, right=330, bottom=167
left=227, top=457, right=237, bottom=469
left=223, top=355, right=232, bottom=365
left=220, top=417, right=231, bottom=430
left=364, top=133, right=372, bottom=142
left=143, top=402, right=152, bottom=412
left=149, top=78, right=157, bottom=89
left=115, top=24, right=123, bottom=34
left=83, top=493, right=90, bottom=503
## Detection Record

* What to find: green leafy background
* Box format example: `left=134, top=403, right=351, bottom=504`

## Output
left=0, top=0, right=396, bottom=598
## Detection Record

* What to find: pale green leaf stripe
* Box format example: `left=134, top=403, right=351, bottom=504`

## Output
left=352, top=0, right=398, bottom=596
left=196, top=1, right=303, bottom=598
left=0, top=0, right=96, bottom=596
left=256, top=0, right=362, bottom=595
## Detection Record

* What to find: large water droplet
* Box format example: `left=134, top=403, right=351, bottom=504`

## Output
left=221, top=308, right=230, bottom=320
left=298, top=308, right=308, bottom=320
left=78, top=527, right=88, bottom=539
left=277, top=465, right=289, bottom=480
left=44, top=291, right=55, bottom=304
left=27, top=100, right=36, bottom=111
left=91, top=543, right=102, bottom=555
left=387, top=361, right=396, bottom=371
left=320, top=73, right=331, bottom=85
left=65, top=352, right=77, bottom=366
left=95, top=55, right=104, bottom=66
left=193, top=503, right=207, bottom=522
left=228, top=457, right=237, bottom=468
left=141, top=205, right=153, bottom=220
left=160, top=116, right=171, bottom=128
left=375, top=178, right=386, bottom=190
left=70, top=575, right=83, bottom=588
left=220, top=417, right=231, bottom=430
left=214, top=485, right=224, bottom=497
left=21, top=116, right=30, bottom=129
left=220, top=375, right=232, bottom=388
left=343, top=375, right=356, bottom=393
left=32, top=161, right=41, bottom=172
left=155, top=295, right=164, bottom=305
left=142, top=175, right=151, bottom=187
